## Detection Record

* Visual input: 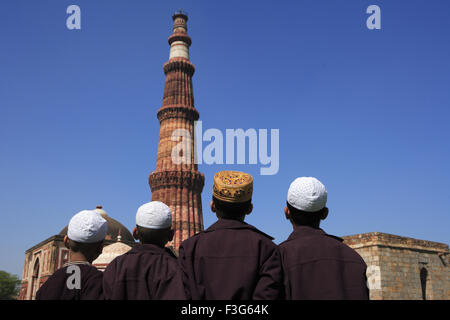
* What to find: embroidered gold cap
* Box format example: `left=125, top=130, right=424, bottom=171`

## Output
left=213, top=170, right=253, bottom=203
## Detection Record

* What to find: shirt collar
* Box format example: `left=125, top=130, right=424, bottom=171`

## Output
left=129, top=243, right=176, bottom=258
left=287, top=225, right=343, bottom=242
left=205, top=218, right=274, bottom=240
left=63, top=261, right=91, bottom=268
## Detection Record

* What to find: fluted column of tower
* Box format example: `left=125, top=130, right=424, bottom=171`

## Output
left=149, top=11, right=204, bottom=250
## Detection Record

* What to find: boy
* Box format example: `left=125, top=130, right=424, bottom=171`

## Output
left=179, top=170, right=284, bottom=300
left=36, top=210, right=107, bottom=300
left=280, top=177, right=369, bottom=299
left=102, top=201, right=185, bottom=299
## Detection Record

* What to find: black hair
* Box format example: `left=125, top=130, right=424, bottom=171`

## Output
left=67, top=239, right=103, bottom=253
left=136, top=225, right=171, bottom=245
left=213, top=196, right=251, bottom=220
left=286, top=202, right=323, bottom=227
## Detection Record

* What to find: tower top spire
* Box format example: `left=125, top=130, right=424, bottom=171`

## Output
left=168, top=10, right=191, bottom=60
left=172, top=9, right=188, bottom=22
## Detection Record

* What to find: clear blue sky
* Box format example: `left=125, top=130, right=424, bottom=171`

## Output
left=1, top=0, right=449, bottom=277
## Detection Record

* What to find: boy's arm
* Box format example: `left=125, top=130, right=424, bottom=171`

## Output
left=177, top=244, right=193, bottom=300
left=155, top=264, right=187, bottom=300
left=102, top=260, right=117, bottom=300
left=253, top=245, right=285, bottom=300
left=82, top=269, right=104, bottom=300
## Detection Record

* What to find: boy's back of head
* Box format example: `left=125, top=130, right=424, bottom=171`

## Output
left=285, top=177, right=329, bottom=228
left=133, top=201, right=174, bottom=247
left=65, top=210, right=107, bottom=263
left=211, top=170, right=254, bottom=221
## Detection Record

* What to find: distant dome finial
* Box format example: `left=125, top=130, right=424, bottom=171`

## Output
left=94, top=205, right=108, bottom=217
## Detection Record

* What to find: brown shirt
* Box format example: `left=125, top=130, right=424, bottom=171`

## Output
left=178, top=218, right=284, bottom=300
left=36, top=262, right=103, bottom=300
left=279, top=226, right=369, bottom=300
left=102, top=243, right=186, bottom=300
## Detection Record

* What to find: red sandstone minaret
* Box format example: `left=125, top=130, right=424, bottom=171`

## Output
left=149, top=11, right=204, bottom=250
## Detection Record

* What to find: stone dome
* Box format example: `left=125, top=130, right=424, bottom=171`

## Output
left=92, top=241, right=132, bottom=270
left=59, top=205, right=135, bottom=244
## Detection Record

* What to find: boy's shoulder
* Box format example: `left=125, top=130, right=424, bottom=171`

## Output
left=50, top=262, right=99, bottom=277
left=108, top=244, right=176, bottom=264
left=36, top=263, right=101, bottom=300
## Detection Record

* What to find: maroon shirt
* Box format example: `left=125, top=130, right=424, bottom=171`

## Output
left=102, top=243, right=186, bottom=300
left=36, top=263, right=103, bottom=300
left=279, top=226, right=369, bottom=300
left=178, top=218, right=284, bottom=300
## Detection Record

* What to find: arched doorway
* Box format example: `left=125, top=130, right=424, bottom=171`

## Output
left=30, top=258, right=40, bottom=300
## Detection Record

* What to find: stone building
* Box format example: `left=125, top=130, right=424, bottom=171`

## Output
left=92, top=238, right=132, bottom=272
left=343, top=232, right=449, bottom=300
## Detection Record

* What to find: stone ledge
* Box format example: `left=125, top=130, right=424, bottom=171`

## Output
left=343, top=232, right=449, bottom=253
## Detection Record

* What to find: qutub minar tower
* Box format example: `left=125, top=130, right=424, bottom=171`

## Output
left=148, top=11, right=204, bottom=250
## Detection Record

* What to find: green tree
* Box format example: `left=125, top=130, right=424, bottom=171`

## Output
left=0, top=270, right=21, bottom=300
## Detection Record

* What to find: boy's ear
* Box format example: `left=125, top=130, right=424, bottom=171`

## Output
left=132, top=227, right=139, bottom=241
left=284, top=206, right=290, bottom=220
left=246, top=203, right=253, bottom=216
left=63, top=235, right=70, bottom=249
left=320, top=207, right=329, bottom=220
left=96, top=241, right=104, bottom=255
left=210, top=201, right=216, bottom=213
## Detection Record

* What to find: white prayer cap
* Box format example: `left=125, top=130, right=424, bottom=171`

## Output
left=287, top=177, right=328, bottom=212
left=136, top=201, right=172, bottom=229
left=67, top=210, right=107, bottom=243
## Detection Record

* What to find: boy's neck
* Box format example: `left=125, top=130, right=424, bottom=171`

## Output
left=69, top=251, right=90, bottom=264
left=292, top=222, right=321, bottom=230
left=216, top=214, right=246, bottom=222
left=140, top=241, right=166, bottom=248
